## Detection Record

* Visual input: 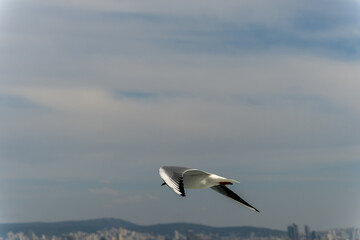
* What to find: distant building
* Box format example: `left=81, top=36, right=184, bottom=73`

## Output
left=174, top=231, right=181, bottom=240
left=250, top=232, right=255, bottom=240
left=287, top=224, right=299, bottom=240
left=347, top=228, right=356, bottom=240
left=327, top=231, right=333, bottom=240
left=310, top=231, right=318, bottom=240
left=305, top=226, right=311, bottom=240
left=187, top=230, right=195, bottom=240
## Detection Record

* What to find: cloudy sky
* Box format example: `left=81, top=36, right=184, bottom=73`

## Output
left=1, top=0, right=360, bottom=231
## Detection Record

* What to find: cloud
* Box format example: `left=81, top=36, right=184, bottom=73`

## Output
left=1, top=0, right=359, bottom=71
left=0, top=93, right=47, bottom=110
left=1, top=62, right=359, bottom=171
left=112, top=195, right=142, bottom=205
left=100, top=179, right=112, bottom=185
left=89, top=188, right=120, bottom=196
left=1, top=0, right=360, bottom=229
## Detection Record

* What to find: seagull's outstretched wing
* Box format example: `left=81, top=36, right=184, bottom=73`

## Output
left=211, top=185, right=259, bottom=212
left=159, top=166, right=209, bottom=197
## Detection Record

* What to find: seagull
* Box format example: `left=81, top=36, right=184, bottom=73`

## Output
left=159, top=166, right=259, bottom=212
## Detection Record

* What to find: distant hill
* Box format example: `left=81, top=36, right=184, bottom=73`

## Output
left=0, top=218, right=286, bottom=238
left=0, top=218, right=136, bottom=237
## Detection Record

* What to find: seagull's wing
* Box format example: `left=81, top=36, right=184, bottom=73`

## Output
left=159, top=166, right=208, bottom=197
left=159, top=166, right=190, bottom=196
left=211, top=185, right=259, bottom=212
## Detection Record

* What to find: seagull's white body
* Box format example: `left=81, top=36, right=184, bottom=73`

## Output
left=183, top=173, right=230, bottom=189
left=159, top=166, right=259, bottom=212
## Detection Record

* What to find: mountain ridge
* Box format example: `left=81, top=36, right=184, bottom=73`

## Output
left=0, top=218, right=286, bottom=238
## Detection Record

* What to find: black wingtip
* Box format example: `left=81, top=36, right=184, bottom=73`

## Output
left=254, top=208, right=260, bottom=212
left=161, top=182, right=166, bottom=186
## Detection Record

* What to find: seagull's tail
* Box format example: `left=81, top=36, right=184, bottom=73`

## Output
left=219, top=178, right=239, bottom=185
left=211, top=174, right=239, bottom=185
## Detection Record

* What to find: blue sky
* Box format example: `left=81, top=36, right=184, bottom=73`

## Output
left=1, top=0, right=360, bottom=231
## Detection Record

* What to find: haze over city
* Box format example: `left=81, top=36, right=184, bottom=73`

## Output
left=1, top=0, right=360, bottom=231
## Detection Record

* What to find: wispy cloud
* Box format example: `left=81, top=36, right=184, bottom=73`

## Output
left=0, top=93, right=48, bottom=110
left=1, top=0, right=360, bottom=229
left=89, top=188, right=120, bottom=196
left=100, top=179, right=112, bottom=185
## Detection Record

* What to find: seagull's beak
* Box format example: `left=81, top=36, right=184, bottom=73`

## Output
left=161, top=182, right=166, bottom=186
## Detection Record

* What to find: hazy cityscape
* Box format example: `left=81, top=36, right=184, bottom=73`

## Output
left=2, top=223, right=359, bottom=240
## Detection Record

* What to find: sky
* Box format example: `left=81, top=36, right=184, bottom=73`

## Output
left=1, top=0, right=360, bottom=232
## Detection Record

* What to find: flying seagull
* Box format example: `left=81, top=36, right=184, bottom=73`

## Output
left=159, top=166, right=259, bottom=212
